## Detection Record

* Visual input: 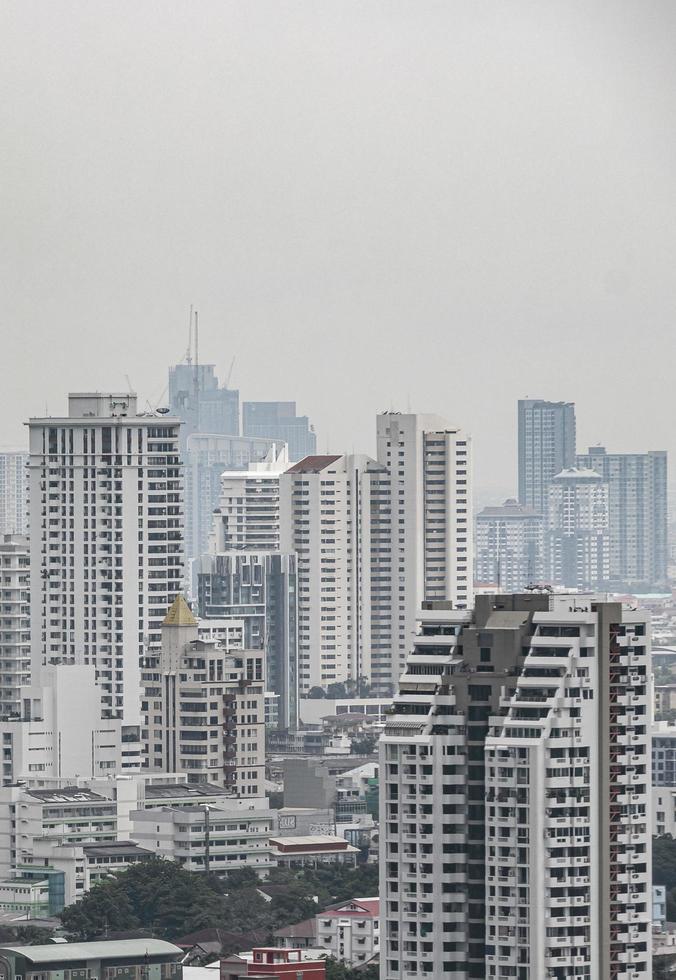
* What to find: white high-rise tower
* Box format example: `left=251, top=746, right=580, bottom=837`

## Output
left=373, top=412, right=472, bottom=692
left=28, top=393, right=183, bottom=731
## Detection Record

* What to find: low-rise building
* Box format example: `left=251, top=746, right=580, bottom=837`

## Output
left=315, top=897, right=379, bottom=967
left=269, top=835, right=359, bottom=868
left=130, top=805, right=275, bottom=875
left=0, top=939, right=182, bottom=980
left=221, top=947, right=325, bottom=980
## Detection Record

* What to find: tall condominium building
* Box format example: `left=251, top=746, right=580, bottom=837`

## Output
left=374, top=413, right=472, bottom=692
left=213, top=445, right=289, bottom=552
left=0, top=534, right=30, bottom=719
left=0, top=451, right=29, bottom=536
left=242, top=401, right=316, bottom=462
left=518, top=399, right=576, bottom=514
left=546, top=468, right=610, bottom=590
left=280, top=454, right=386, bottom=693
left=475, top=499, right=543, bottom=592
left=380, top=594, right=651, bottom=980
left=196, top=551, right=298, bottom=730
left=576, top=445, right=668, bottom=590
left=182, top=432, right=279, bottom=569
left=168, top=361, right=239, bottom=449
left=27, top=394, right=183, bottom=729
left=143, top=596, right=266, bottom=795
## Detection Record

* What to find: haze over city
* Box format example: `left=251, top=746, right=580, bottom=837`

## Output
left=2, top=0, right=676, bottom=494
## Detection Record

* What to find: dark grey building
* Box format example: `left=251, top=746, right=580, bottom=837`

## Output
left=517, top=399, right=576, bottom=513
left=242, top=401, right=316, bottom=461
left=196, top=550, right=298, bottom=729
left=576, top=445, right=668, bottom=590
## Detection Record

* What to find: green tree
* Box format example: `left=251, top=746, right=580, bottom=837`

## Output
left=306, top=686, right=325, bottom=699
left=653, top=836, right=676, bottom=890
left=61, top=857, right=225, bottom=940
left=654, top=952, right=676, bottom=979
left=323, top=958, right=378, bottom=980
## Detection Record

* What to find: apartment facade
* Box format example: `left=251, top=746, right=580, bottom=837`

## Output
left=0, top=534, right=30, bottom=719
left=280, top=454, right=386, bottom=693
left=0, top=452, right=28, bottom=536
left=475, top=500, right=543, bottom=591
left=315, top=897, right=379, bottom=966
left=27, top=393, right=183, bottom=729
left=380, top=594, right=651, bottom=980
left=373, top=413, right=472, bottom=692
left=518, top=399, right=576, bottom=514
left=143, top=596, right=266, bottom=796
left=576, top=446, right=668, bottom=590
left=546, top=468, right=610, bottom=589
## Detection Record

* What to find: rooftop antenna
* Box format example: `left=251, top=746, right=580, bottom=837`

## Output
left=186, top=305, right=193, bottom=365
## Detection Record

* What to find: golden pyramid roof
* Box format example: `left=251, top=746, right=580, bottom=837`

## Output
left=163, top=594, right=197, bottom=627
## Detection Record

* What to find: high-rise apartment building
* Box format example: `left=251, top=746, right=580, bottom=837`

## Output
left=169, top=362, right=239, bottom=449
left=373, top=413, right=472, bottom=692
left=242, top=401, right=316, bottom=462
left=518, top=399, right=576, bottom=514
left=27, top=393, right=183, bottom=729
left=475, top=500, right=543, bottom=591
left=214, top=446, right=289, bottom=552
left=143, top=596, right=266, bottom=795
left=380, top=593, right=651, bottom=980
left=0, top=534, right=30, bottom=719
left=183, top=432, right=279, bottom=569
left=196, top=551, right=298, bottom=730
left=576, top=446, right=668, bottom=590
left=546, top=468, right=610, bottom=590
left=280, top=454, right=386, bottom=692
left=0, top=451, right=28, bottom=536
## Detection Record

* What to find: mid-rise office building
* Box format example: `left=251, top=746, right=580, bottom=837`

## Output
left=518, top=399, right=576, bottom=514
left=576, top=445, right=668, bottom=590
left=27, top=393, right=183, bottom=730
left=475, top=500, right=543, bottom=591
left=546, top=468, right=610, bottom=590
left=143, top=596, right=266, bottom=796
left=373, top=413, right=472, bottom=692
left=380, top=594, right=651, bottom=980
left=0, top=452, right=28, bottom=536
left=242, top=401, right=316, bottom=462
left=0, top=534, right=30, bottom=719
left=280, top=454, right=386, bottom=693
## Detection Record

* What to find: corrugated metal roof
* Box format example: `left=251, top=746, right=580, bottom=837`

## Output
left=0, top=940, right=182, bottom=962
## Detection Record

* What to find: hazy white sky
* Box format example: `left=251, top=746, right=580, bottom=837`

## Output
left=1, top=1, right=675, bottom=495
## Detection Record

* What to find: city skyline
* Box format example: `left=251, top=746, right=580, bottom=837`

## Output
left=2, top=2, right=676, bottom=494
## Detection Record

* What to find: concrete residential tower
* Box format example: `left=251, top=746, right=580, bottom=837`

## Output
left=28, top=393, right=183, bottom=730
left=373, top=413, right=472, bottom=691
left=475, top=499, right=543, bottom=591
left=380, top=594, right=651, bottom=980
left=0, top=451, right=29, bottom=536
left=518, top=399, right=576, bottom=514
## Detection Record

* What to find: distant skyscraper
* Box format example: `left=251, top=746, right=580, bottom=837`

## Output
left=518, top=399, right=576, bottom=513
left=242, top=401, right=316, bottom=461
left=546, top=467, right=610, bottom=589
left=28, top=393, right=183, bottom=731
left=475, top=498, right=543, bottom=591
left=373, top=413, right=472, bottom=691
left=0, top=451, right=28, bottom=536
left=576, top=445, right=668, bottom=590
left=168, top=361, right=239, bottom=449
left=380, top=593, right=652, bottom=980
